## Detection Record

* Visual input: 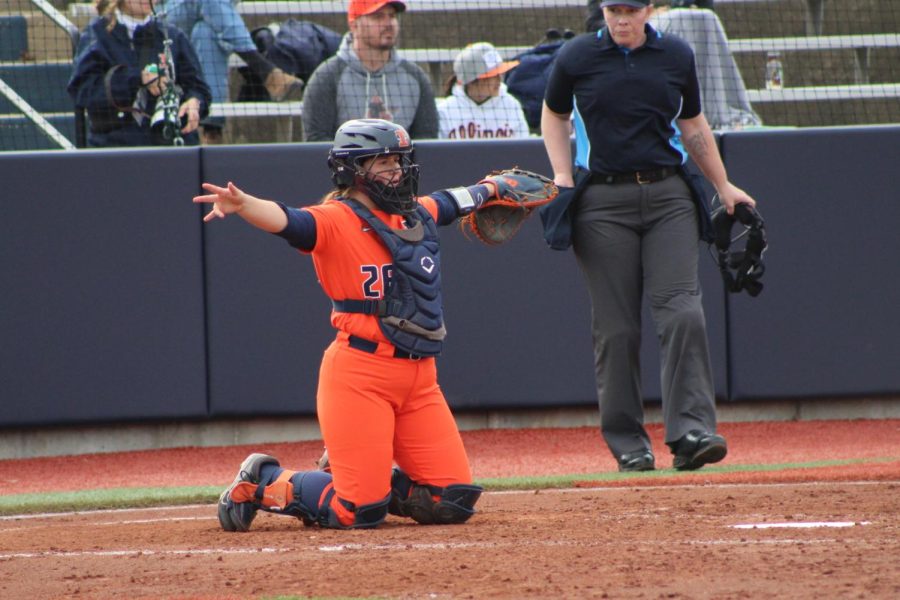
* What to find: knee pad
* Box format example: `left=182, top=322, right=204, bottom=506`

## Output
left=433, top=484, right=483, bottom=525
left=388, top=468, right=415, bottom=517
left=318, top=490, right=390, bottom=530
left=389, top=468, right=483, bottom=525
left=395, top=483, right=442, bottom=525
left=350, top=496, right=390, bottom=528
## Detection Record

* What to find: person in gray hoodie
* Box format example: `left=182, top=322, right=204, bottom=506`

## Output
left=301, top=0, right=438, bottom=141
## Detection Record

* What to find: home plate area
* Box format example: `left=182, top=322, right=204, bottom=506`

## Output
left=1, top=481, right=898, bottom=599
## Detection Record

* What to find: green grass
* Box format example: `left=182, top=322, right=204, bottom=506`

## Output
left=0, top=485, right=221, bottom=516
left=1, top=457, right=895, bottom=517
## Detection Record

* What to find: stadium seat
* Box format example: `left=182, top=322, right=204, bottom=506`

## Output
left=0, top=115, right=75, bottom=151
left=0, top=63, right=75, bottom=113
left=0, top=16, right=29, bottom=61
left=0, top=114, right=76, bottom=151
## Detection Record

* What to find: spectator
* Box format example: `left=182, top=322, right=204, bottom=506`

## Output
left=157, top=0, right=304, bottom=143
left=68, top=0, right=212, bottom=147
left=437, top=42, right=529, bottom=139
left=651, top=1, right=759, bottom=129
left=301, top=0, right=438, bottom=141
left=503, top=29, right=574, bottom=132
left=670, top=0, right=715, bottom=9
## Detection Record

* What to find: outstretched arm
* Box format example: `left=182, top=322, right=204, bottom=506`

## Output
left=677, top=114, right=756, bottom=214
left=429, top=181, right=499, bottom=226
left=193, top=182, right=288, bottom=233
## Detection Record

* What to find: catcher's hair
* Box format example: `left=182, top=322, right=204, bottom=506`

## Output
left=321, top=189, right=346, bottom=204
left=320, top=154, right=378, bottom=203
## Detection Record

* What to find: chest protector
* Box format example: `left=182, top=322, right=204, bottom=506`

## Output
left=332, top=199, right=446, bottom=356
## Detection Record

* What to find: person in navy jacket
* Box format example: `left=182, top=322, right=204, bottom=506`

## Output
left=68, top=0, right=212, bottom=147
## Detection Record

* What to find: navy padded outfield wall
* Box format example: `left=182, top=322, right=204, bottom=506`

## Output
left=199, top=139, right=726, bottom=418
left=0, top=148, right=208, bottom=426
left=718, top=126, right=900, bottom=400
left=199, top=143, right=336, bottom=417
left=1, top=128, right=897, bottom=428
left=199, top=140, right=606, bottom=416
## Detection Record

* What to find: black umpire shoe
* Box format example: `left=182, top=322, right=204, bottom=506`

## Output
left=617, top=449, right=655, bottom=472
left=670, top=431, right=728, bottom=471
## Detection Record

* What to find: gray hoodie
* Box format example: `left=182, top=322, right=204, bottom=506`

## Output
left=301, top=33, right=439, bottom=141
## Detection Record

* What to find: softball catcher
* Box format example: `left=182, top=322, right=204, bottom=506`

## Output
left=194, top=119, right=553, bottom=529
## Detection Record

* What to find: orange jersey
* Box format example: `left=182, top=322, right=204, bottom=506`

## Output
left=302, top=196, right=439, bottom=343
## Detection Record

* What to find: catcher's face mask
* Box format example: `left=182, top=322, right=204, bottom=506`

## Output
left=327, top=118, right=420, bottom=215
left=711, top=202, right=768, bottom=297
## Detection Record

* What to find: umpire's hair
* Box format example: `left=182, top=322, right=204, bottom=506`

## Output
left=585, top=0, right=605, bottom=33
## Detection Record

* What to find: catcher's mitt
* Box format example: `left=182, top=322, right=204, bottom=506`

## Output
left=460, top=168, right=558, bottom=245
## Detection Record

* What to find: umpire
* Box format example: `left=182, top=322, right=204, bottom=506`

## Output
left=541, top=0, right=757, bottom=472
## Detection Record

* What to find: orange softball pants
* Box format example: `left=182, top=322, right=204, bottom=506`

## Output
left=316, top=333, right=474, bottom=514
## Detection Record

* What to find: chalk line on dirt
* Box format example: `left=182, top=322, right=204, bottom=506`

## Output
left=731, top=521, right=872, bottom=529
left=0, top=504, right=208, bottom=521
left=0, top=537, right=863, bottom=561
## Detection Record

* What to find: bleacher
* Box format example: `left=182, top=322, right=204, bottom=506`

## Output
left=0, top=1, right=79, bottom=151
left=0, top=14, right=28, bottom=60
left=235, top=0, right=900, bottom=137
left=0, top=61, right=73, bottom=113
left=3, top=0, right=899, bottom=149
left=0, top=60, right=76, bottom=149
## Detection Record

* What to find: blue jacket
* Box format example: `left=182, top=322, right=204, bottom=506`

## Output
left=68, top=17, right=211, bottom=147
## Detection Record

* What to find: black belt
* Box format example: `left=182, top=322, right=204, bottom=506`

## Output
left=347, top=335, right=423, bottom=360
left=591, top=166, right=678, bottom=185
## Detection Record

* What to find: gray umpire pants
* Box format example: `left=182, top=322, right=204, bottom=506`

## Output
left=572, top=174, right=717, bottom=459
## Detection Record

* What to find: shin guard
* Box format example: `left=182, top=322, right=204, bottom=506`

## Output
left=389, top=468, right=483, bottom=525
left=318, top=486, right=390, bottom=529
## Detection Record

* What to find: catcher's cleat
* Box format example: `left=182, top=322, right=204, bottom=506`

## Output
left=217, top=453, right=280, bottom=532
left=670, top=431, right=727, bottom=471
left=617, top=450, right=655, bottom=472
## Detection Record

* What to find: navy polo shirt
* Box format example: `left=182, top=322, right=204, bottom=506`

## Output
left=544, top=24, right=701, bottom=174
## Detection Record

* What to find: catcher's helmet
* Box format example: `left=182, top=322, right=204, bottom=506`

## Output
left=327, top=119, right=419, bottom=215
left=711, top=202, right=768, bottom=297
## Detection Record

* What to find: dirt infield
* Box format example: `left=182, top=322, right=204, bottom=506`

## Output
left=1, top=419, right=899, bottom=599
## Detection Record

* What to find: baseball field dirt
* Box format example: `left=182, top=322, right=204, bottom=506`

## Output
left=1, top=419, right=898, bottom=599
